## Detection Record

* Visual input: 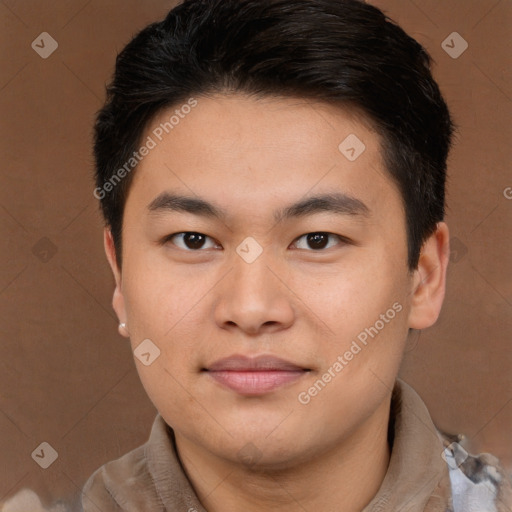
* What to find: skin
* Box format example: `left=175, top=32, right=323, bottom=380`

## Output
left=104, top=94, right=450, bottom=512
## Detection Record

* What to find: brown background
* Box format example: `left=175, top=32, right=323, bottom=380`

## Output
left=1, top=0, right=511, bottom=508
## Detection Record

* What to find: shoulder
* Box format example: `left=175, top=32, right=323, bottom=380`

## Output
left=82, top=443, right=160, bottom=511
left=82, top=414, right=203, bottom=512
left=82, top=419, right=166, bottom=512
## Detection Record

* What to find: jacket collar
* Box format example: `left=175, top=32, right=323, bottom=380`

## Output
left=145, top=379, right=453, bottom=511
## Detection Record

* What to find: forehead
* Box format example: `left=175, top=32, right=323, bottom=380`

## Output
left=126, top=93, right=401, bottom=222
left=144, top=94, right=380, bottom=163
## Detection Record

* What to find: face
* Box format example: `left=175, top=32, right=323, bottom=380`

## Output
left=105, top=94, right=448, bottom=468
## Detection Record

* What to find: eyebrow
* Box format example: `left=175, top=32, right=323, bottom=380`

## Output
left=147, top=191, right=370, bottom=223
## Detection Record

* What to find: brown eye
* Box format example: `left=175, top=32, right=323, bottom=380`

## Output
left=166, top=232, right=218, bottom=250
left=292, top=232, right=346, bottom=251
left=306, top=233, right=329, bottom=249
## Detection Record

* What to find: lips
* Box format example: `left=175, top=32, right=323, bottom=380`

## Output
left=204, top=355, right=309, bottom=395
left=207, top=355, right=306, bottom=372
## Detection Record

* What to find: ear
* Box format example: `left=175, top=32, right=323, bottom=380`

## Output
left=408, top=222, right=450, bottom=329
left=104, top=228, right=129, bottom=337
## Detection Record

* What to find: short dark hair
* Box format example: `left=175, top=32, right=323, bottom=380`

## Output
left=94, top=0, right=455, bottom=269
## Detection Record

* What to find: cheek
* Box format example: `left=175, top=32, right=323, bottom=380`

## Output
left=135, top=362, right=208, bottom=436
left=120, top=255, right=218, bottom=394
left=121, top=248, right=202, bottom=338
left=300, top=250, right=410, bottom=389
left=298, top=250, right=407, bottom=334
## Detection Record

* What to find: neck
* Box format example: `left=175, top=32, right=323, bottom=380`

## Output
left=174, top=396, right=392, bottom=512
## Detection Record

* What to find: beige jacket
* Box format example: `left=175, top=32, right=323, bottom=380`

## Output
left=82, top=379, right=512, bottom=511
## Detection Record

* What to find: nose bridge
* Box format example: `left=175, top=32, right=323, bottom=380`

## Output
left=229, top=245, right=276, bottom=302
left=213, top=243, right=294, bottom=332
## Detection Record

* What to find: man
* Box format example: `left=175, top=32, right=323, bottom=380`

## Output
left=84, top=0, right=511, bottom=510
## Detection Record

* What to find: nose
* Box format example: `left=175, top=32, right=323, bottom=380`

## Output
left=213, top=251, right=295, bottom=335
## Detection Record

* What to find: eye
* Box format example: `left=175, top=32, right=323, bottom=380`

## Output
left=291, top=232, right=347, bottom=251
left=164, top=232, right=220, bottom=251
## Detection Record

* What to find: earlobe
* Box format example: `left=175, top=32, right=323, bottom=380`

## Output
left=103, top=228, right=129, bottom=337
left=408, top=222, right=450, bottom=330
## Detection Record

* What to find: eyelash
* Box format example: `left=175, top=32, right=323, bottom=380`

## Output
left=162, top=231, right=350, bottom=252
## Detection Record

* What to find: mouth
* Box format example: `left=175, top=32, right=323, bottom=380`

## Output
left=203, top=355, right=311, bottom=396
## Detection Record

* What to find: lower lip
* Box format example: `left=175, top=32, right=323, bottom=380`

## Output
left=206, top=370, right=306, bottom=395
